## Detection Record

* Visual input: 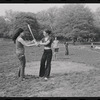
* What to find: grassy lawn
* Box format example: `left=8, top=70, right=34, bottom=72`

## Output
left=1, top=39, right=100, bottom=70
left=1, top=39, right=100, bottom=97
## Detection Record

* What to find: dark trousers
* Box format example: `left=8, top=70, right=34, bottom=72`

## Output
left=65, top=47, right=69, bottom=55
left=39, top=49, right=52, bottom=78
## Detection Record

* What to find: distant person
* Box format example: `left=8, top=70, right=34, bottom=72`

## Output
left=91, top=42, right=94, bottom=49
left=90, top=39, right=94, bottom=49
left=12, top=28, right=37, bottom=81
left=52, top=37, right=59, bottom=59
left=64, top=41, right=69, bottom=55
left=38, top=29, right=53, bottom=81
left=72, top=39, right=75, bottom=45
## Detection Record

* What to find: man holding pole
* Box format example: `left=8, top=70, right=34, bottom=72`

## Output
left=12, top=25, right=38, bottom=81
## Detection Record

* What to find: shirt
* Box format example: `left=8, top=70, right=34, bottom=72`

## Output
left=16, top=37, right=25, bottom=56
left=42, top=37, right=52, bottom=48
left=53, top=40, right=59, bottom=48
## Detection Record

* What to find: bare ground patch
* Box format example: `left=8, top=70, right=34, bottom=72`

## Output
left=1, top=61, right=100, bottom=97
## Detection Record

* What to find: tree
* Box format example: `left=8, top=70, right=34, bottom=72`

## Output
left=0, top=17, right=9, bottom=38
left=53, top=4, right=94, bottom=41
left=12, top=12, right=40, bottom=40
left=36, top=7, right=59, bottom=38
left=4, top=10, right=19, bottom=38
left=92, top=7, right=100, bottom=41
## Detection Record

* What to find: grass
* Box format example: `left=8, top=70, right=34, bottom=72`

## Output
left=1, top=39, right=100, bottom=69
left=1, top=39, right=100, bottom=97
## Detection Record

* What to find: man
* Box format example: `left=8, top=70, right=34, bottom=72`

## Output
left=52, top=37, right=59, bottom=59
left=64, top=40, right=69, bottom=55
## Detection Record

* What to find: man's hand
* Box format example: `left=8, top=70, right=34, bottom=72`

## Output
left=38, top=42, right=40, bottom=47
left=35, top=42, right=40, bottom=47
left=32, top=39, right=36, bottom=43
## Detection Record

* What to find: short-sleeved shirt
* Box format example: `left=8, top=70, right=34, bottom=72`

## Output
left=42, top=37, right=53, bottom=48
left=53, top=40, right=59, bottom=48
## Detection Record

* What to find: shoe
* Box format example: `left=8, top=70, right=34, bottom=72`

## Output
left=44, top=77, right=48, bottom=81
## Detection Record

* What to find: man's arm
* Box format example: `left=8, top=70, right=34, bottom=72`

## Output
left=27, top=39, right=37, bottom=44
left=18, top=37, right=37, bottom=47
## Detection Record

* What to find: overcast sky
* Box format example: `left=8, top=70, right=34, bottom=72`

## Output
left=0, top=3, right=100, bottom=16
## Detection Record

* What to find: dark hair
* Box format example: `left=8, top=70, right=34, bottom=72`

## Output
left=44, top=29, right=51, bottom=35
left=12, top=28, right=24, bottom=44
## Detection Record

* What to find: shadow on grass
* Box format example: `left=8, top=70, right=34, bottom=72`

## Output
left=25, top=75, right=39, bottom=79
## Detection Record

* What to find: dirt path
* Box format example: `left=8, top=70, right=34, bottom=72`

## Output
left=24, top=61, right=100, bottom=97
left=1, top=61, right=100, bottom=97
left=25, top=61, right=95, bottom=76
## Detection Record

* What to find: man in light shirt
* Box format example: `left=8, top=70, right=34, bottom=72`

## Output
left=52, top=37, right=59, bottom=59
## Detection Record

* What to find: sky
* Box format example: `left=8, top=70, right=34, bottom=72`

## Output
left=0, top=3, right=100, bottom=16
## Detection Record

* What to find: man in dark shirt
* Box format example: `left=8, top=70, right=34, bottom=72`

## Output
left=64, top=41, right=69, bottom=55
left=39, top=29, right=53, bottom=81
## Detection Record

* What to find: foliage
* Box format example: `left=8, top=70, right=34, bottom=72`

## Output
left=53, top=4, right=94, bottom=41
left=1, top=4, right=100, bottom=42
left=0, top=17, right=9, bottom=38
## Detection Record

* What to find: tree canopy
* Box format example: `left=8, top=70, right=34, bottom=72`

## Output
left=1, top=4, right=100, bottom=42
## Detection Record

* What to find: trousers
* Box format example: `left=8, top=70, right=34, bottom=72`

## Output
left=39, top=49, right=52, bottom=78
left=17, top=54, right=26, bottom=79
